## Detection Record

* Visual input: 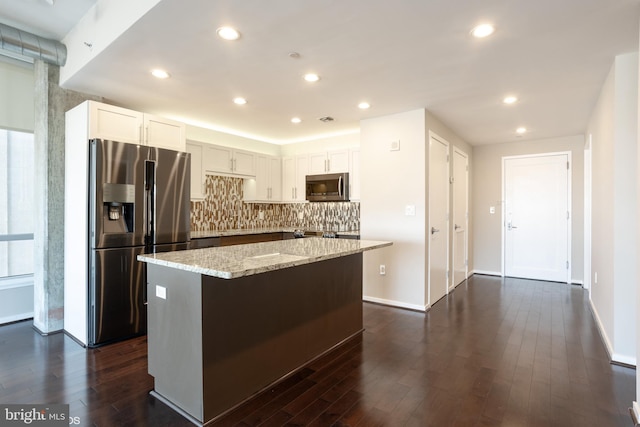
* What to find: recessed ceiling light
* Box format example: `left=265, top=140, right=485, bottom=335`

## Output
left=291, top=117, right=302, bottom=124
left=217, top=26, right=240, bottom=41
left=304, top=73, right=320, bottom=83
left=358, top=102, right=371, bottom=109
left=471, top=24, right=495, bottom=38
left=516, top=127, right=527, bottom=134
left=151, top=69, right=170, bottom=79
left=233, top=97, right=247, bottom=105
left=503, top=96, right=518, bottom=105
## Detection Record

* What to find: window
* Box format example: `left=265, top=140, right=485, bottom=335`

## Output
left=0, top=129, right=34, bottom=279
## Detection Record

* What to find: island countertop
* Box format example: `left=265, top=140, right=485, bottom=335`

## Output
left=137, top=237, right=391, bottom=279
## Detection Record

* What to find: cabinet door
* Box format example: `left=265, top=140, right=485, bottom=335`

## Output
left=295, top=154, right=309, bottom=201
left=186, top=142, right=204, bottom=199
left=144, top=114, right=186, bottom=151
left=233, top=149, right=256, bottom=176
left=282, top=157, right=296, bottom=202
left=204, top=145, right=233, bottom=174
left=349, top=149, right=360, bottom=201
left=254, top=155, right=270, bottom=200
left=88, top=101, right=142, bottom=144
left=309, top=152, right=328, bottom=174
left=328, top=149, right=349, bottom=172
left=269, top=157, right=282, bottom=201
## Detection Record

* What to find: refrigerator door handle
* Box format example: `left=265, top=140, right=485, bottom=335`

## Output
left=145, top=160, right=156, bottom=245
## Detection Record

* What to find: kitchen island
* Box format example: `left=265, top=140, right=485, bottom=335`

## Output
left=137, top=237, right=391, bottom=425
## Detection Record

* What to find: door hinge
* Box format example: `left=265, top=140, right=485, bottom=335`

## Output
left=567, top=161, right=570, bottom=170
left=466, top=165, right=469, bottom=172
left=465, top=259, right=468, bottom=267
left=566, top=261, right=569, bottom=269
left=446, top=154, right=450, bottom=162
left=567, top=211, right=570, bottom=220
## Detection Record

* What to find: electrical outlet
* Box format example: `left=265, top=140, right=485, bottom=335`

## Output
left=297, top=212, right=304, bottom=220
left=379, top=264, right=386, bottom=275
left=594, top=272, right=598, bottom=284
left=405, top=205, right=416, bottom=216
left=489, top=206, right=496, bottom=214
left=258, top=211, right=264, bottom=220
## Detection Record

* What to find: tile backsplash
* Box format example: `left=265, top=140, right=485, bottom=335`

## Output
left=190, top=175, right=359, bottom=232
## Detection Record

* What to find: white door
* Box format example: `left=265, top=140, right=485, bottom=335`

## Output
left=452, top=148, right=468, bottom=288
left=504, top=154, right=570, bottom=282
left=428, top=134, right=450, bottom=306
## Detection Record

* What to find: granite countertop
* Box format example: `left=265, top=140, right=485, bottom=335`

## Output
left=138, top=238, right=391, bottom=279
left=190, top=228, right=360, bottom=239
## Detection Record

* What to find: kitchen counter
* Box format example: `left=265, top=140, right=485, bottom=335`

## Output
left=138, top=238, right=390, bottom=425
left=138, top=237, right=389, bottom=279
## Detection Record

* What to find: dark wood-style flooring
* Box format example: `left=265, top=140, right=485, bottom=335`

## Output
left=0, top=275, right=635, bottom=426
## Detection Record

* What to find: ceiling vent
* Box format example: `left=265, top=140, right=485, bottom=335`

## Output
left=318, top=116, right=334, bottom=122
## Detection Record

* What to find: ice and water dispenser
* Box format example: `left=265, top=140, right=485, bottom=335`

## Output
left=102, top=182, right=135, bottom=233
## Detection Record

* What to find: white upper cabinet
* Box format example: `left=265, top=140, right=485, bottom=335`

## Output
left=84, top=100, right=186, bottom=151
left=309, top=149, right=349, bottom=174
left=349, top=148, right=360, bottom=201
left=282, top=154, right=309, bottom=202
left=245, top=155, right=281, bottom=202
left=88, top=101, right=143, bottom=144
left=186, top=142, right=205, bottom=200
left=143, top=114, right=186, bottom=151
left=203, top=144, right=256, bottom=177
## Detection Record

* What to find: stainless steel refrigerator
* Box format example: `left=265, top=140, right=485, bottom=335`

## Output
left=87, top=139, right=190, bottom=347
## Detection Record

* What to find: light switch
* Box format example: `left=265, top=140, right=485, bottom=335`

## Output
left=156, top=285, right=166, bottom=299
left=405, top=205, right=416, bottom=216
left=489, top=206, right=496, bottom=214
left=390, top=140, right=400, bottom=151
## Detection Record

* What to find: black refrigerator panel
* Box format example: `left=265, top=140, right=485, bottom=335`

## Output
left=147, top=146, right=191, bottom=245
left=89, top=139, right=150, bottom=249
left=89, top=246, right=147, bottom=347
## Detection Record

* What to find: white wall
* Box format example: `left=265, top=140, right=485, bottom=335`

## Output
left=186, top=125, right=281, bottom=156
left=279, top=133, right=360, bottom=156
left=360, top=109, right=427, bottom=310
left=587, top=52, right=638, bottom=366
left=472, top=135, right=585, bottom=280
left=0, top=58, right=34, bottom=132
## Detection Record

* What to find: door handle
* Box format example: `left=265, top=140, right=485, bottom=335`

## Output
left=431, top=227, right=440, bottom=235
left=507, top=222, right=518, bottom=231
left=454, top=224, right=461, bottom=231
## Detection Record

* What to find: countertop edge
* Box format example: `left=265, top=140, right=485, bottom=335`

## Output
left=138, top=240, right=391, bottom=279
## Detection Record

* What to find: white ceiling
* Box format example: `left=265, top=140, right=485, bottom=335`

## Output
left=1, top=0, right=639, bottom=145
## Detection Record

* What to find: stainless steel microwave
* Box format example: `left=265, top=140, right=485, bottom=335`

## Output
left=305, top=173, right=349, bottom=202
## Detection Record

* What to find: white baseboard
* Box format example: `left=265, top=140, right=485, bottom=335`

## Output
left=363, top=296, right=428, bottom=312
left=589, top=299, right=636, bottom=367
left=0, top=312, right=34, bottom=325
left=471, top=270, right=502, bottom=277
left=631, top=401, right=640, bottom=425
left=589, top=299, right=614, bottom=359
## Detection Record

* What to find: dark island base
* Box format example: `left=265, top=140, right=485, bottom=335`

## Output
left=146, top=253, right=364, bottom=425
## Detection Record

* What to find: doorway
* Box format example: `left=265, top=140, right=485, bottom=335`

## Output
left=428, top=132, right=450, bottom=305
left=503, top=153, right=571, bottom=283
left=452, top=147, right=469, bottom=289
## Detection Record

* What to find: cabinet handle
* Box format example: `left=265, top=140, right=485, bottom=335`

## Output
left=145, top=126, right=149, bottom=145
left=327, top=159, right=330, bottom=172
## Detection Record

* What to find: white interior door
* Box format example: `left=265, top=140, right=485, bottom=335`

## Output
left=452, top=148, right=468, bottom=288
left=504, top=154, right=570, bottom=282
left=428, top=133, right=449, bottom=306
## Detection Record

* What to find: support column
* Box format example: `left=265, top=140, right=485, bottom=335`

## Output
left=33, top=60, right=100, bottom=334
